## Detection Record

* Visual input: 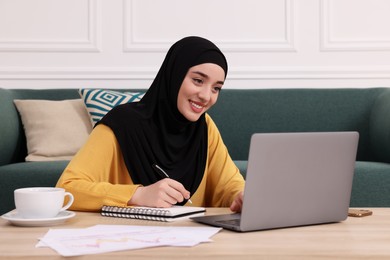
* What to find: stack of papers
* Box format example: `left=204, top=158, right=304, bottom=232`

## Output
left=37, top=225, right=221, bottom=257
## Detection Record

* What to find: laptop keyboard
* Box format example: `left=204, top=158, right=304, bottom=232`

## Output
left=216, top=218, right=241, bottom=226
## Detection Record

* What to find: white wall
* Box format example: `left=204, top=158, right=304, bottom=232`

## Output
left=1, top=0, right=390, bottom=89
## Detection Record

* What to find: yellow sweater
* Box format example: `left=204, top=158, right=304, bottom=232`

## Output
left=56, top=114, right=245, bottom=211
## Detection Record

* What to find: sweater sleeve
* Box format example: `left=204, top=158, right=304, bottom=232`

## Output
left=204, top=114, right=246, bottom=207
left=56, top=124, right=140, bottom=211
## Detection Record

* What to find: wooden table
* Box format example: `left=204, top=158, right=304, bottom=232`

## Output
left=1, top=208, right=390, bottom=259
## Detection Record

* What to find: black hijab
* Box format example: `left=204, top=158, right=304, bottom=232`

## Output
left=98, top=36, right=228, bottom=204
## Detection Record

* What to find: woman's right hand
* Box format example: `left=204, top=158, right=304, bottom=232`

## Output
left=128, top=179, right=191, bottom=208
left=230, top=191, right=244, bottom=213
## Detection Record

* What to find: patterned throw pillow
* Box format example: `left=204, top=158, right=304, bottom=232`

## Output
left=79, top=89, right=145, bottom=126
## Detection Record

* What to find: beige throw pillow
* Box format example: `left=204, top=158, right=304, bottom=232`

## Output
left=14, top=99, right=92, bottom=161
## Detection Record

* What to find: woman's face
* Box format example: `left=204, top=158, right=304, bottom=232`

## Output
left=177, top=63, right=225, bottom=122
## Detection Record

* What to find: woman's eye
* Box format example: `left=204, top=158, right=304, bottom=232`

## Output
left=193, top=78, right=203, bottom=85
left=213, top=86, right=222, bottom=93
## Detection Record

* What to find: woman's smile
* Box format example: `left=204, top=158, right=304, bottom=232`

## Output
left=190, top=100, right=205, bottom=113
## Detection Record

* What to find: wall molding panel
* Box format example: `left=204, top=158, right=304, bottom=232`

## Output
left=123, top=0, right=296, bottom=53
left=1, top=0, right=390, bottom=88
left=320, top=0, right=390, bottom=51
left=0, top=0, right=102, bottom=52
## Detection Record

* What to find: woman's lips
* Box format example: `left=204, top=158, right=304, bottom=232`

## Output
left=190, top=100, right=204, bottom=113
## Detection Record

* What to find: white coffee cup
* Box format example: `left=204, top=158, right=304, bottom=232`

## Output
left=14, top=187, right=74, bottom=219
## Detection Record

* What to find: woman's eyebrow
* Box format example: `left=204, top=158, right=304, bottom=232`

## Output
left=191, top=71, right=224, bottom=85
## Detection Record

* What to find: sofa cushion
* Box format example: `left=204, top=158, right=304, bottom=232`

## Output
left=79, top=89, right=144, bottom=126
left=13, top=99, right=92, bottom=161
left=350, top=161, right=390, bottom=207
left=369, top=89, right=390, bottom=163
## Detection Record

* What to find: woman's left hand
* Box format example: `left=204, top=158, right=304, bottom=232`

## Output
left=230, top=191, right=244, bottom=213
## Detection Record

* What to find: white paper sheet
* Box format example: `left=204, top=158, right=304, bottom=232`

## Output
left=37, top=225, right=221, bottom=257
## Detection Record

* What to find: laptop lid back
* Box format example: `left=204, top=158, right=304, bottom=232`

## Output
left=240, top=132, right=359, bottom=232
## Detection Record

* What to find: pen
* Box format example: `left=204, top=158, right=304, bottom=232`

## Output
left=152, top=164, right=193, bottom=204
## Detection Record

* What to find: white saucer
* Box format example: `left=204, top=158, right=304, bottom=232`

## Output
left=1, top=210, right=76, bottom=227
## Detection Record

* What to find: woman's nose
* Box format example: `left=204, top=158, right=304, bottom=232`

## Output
left=198, top=87, right=211, bottom=102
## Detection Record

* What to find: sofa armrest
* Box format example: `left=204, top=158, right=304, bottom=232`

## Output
left=369, top=89, right=390, bottom=163
left=0, top=89, right=25, bottom=166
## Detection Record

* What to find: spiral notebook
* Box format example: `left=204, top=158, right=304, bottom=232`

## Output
left=101, top=205, right=206, bottom=222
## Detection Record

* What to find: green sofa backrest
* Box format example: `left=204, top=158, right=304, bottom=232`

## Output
left=207, top=88, right=389, bottom=162
left=1, top=88, right=390, bottom=166
left=0, top=89, right=82, bottom=166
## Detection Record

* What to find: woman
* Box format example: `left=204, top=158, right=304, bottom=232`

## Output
left=56, top=36, right=245, bottom=212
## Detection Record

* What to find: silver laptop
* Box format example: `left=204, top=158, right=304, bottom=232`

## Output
left=191, top=132, right=359, bottom=232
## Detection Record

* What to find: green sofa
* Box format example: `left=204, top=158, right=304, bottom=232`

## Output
left=1, top=88, right=390, bottom=215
